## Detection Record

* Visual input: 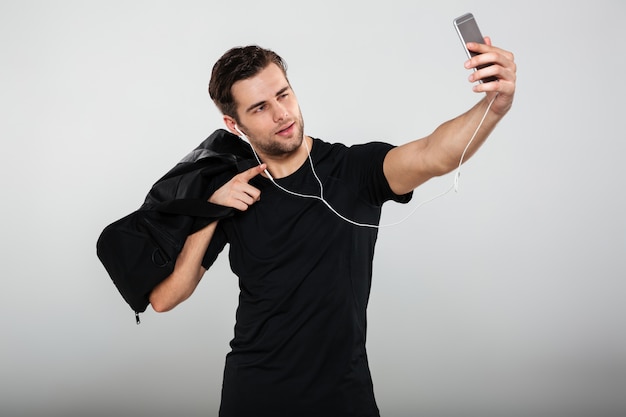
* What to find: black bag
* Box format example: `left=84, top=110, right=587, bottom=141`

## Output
left=96, top=130, right=254, bottom=322
left=96, top=204, right=232, bottom=319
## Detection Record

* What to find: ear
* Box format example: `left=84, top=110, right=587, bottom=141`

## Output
left=223, top=115, right=239, bottom=136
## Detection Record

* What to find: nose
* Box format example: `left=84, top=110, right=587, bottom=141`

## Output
left=273, top=102, right=289, bottom=122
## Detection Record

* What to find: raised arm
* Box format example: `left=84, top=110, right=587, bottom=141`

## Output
left=149, top=164, right=266, bottom=312
left=384, top=38, right=516, bottom=195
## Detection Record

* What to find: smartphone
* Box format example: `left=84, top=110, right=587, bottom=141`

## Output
left=453, top=13, right=497, bottom=83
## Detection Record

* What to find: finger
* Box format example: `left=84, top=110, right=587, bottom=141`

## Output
left=469, top=54, right=516, bottom=86
left=221, top=189, right=256, bottom=211
left=466, top=51, right=513, bottom=80
left=466, top=41, right=487, bottom=55
left=467, top=42, right=514, bottom=65
left=234, top=187, right=262, bottom=211
left=237, top=193, right=257, bottom=208
left=239, top=183, right=261, bottom=202
left=469, top=67, right=498, bottom=84
left=238, top=163, right=267, bottom=182
left=231, top=199, right=251, bottom=212
left=466, top=42, right=506, bottom=61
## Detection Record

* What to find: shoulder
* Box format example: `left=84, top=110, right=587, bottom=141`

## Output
left=311, top=138, right=394, bottom=160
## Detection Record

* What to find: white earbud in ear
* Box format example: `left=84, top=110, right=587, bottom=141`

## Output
left=234, top=125, right=247, bottom=141
left=234, top=125, right=274, bottom=180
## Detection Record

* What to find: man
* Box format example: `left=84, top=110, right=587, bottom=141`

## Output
left=150, top=41, right=516, bottom=416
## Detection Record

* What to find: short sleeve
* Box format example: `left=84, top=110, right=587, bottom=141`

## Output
left=201, top=223, right=228, bottom=270
left=346, top=142, right=413, bottom=206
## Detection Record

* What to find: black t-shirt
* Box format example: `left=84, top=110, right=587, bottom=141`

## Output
left=202, top=138, right=411, bottom=417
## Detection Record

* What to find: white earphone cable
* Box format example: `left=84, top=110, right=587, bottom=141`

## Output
left=238, top=93, right=498, bottom=228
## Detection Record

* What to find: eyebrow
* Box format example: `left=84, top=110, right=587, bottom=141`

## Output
left=245, top=86, right=291, bottom=114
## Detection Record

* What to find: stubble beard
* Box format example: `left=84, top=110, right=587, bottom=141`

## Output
left=245, top=113, right=305, bottom=158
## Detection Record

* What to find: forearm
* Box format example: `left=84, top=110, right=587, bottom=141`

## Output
left=149, top=221, right=218, bottom=312
left=428, top=94, right=503, bottom=174
left=385, top=95, right=504, bottom=194
left=385, top=38, right=516, bottom=195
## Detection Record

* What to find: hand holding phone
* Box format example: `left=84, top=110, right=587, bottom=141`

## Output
left=453, top=13, right=498, bottom=83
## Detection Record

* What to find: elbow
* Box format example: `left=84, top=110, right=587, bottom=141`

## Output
left=148, top=266, right=205, bottom=313
left=149, top=292, right=176, bottom=313
left=151, top=301, right=171, bottom=313
left=149, top=286, right=194, bottom=313
left=150, top=299, right=171, bottom=314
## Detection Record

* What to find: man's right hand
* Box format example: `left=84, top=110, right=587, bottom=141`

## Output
left=209, top=164, right=266, bottom=211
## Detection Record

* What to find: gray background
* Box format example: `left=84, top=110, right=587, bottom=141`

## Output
left=1, top=1, right=624, bottom=416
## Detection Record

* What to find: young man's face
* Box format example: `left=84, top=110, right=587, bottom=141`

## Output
left=226, top=63, right=305, bottom=158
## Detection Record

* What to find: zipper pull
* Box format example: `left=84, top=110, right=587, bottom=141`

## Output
left=135, top=312, right=141, bottom=325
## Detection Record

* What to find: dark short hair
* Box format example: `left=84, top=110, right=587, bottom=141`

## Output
left=208, top=45, right=288, bottom=121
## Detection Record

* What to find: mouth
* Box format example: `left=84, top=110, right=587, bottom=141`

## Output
left=275, top=122, right=295, bottom=136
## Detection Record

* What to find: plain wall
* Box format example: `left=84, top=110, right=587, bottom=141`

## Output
left=1, top=1, right=624, bottom=416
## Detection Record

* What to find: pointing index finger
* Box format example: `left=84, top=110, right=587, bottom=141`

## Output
left=239, top=163, right=267, bottom=182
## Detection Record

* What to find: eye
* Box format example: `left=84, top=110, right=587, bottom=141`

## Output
left=254, top=104, right=266, bottom=113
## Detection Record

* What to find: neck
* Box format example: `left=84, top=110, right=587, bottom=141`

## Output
left=256, top=136, right=312, bottom=179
